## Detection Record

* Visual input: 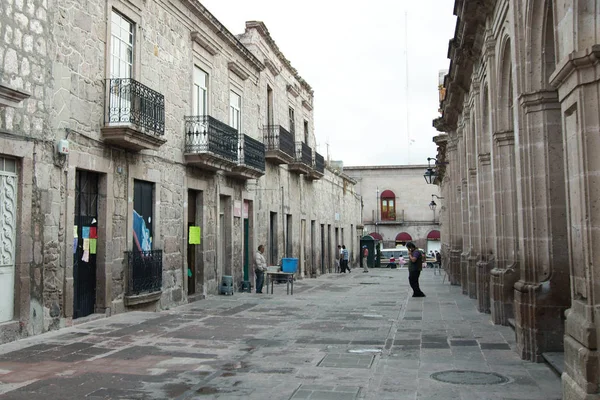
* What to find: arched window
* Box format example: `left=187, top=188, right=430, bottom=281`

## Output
left=380, top=190, right=396, bottom=221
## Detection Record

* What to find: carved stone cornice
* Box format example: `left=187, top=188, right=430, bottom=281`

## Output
left=469, top=168, right=477, bottom=177
left=191, top=31, right=218, bottom=56
left=302, top=99, right=313, bottom=111
left=0, top=84, right=30, bottom=108
left=550, top=44, right=600, bottom=90
left=478, top=152, right=491, bottom=165
left=519, top=89, right=560, bottom=110
left=228, top=61, right=249, bottom=80
left=264, top=58, right=280, bottom=76
left=286, top=84, right=300, bottom=97
left=493, top=130, right=515, bottom=146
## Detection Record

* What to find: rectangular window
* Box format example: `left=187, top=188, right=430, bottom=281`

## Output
left=193, top=66, right=208, bottom=116
left=288, top=107, right=295, bottom=136
left=229, top=91, right=241, bottom=130
left=110, top=10, right=134, bottom=79
left=267, top=85, right=273, bottom=125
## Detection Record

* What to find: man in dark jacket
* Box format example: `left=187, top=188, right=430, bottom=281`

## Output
left=406, top=242, right=425, bottom=297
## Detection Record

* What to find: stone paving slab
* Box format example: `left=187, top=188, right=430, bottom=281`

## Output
left=0, top=269, right=562, bottom=400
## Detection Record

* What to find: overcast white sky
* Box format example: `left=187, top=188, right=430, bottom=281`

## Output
left=201, top=0, right=456, bottom=167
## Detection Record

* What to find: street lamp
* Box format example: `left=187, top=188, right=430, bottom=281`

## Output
left=424, top=157, right=438, bottom=184
left=429, top=194, right=444, bottom=221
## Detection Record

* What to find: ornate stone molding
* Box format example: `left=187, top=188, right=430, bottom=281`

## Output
left=191, top=31, right=218, bottom=55
left=286, top=84, right=300, bottom=97
left=493, top=130, right=514, bottom=146
left=228, top=61, right=249, bottom=80
left=550, top=44, right=600, bottom=90
left=0, top=84, right=30, bottom=108
left=518, top=89, right=559, bottom=111
left=302, top=99, right=313, bottom=111
left=478, top=152, right=491, bottom=165
left=469, top=168, right=477, bottom=177
left=263, top=58, right=280, bottom=76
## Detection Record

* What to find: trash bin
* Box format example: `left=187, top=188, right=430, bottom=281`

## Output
left=220, top=275, right=234, bottom=295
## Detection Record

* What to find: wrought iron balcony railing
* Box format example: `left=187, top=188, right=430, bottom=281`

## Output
left=184, top=115, right=238, bottom=162
left=126, top=250, right=163, bottom=295
left=239, top=133, right=265, bottom=172
left=295, top=141, right=312, bottom=166
left=314, top=151, right=325, bottom=174
left=105, top=78, right=165, bottom=136
left=263, top=125, right=295, bottom=158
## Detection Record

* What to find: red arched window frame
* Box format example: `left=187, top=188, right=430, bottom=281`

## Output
left=380, top=190, right=396, bottom=221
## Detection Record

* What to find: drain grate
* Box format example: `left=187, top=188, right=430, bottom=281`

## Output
left=431, top=370, right=509, bottom=385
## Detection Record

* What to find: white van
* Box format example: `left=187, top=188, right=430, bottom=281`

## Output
left=380, top=246, right=409, bottom=268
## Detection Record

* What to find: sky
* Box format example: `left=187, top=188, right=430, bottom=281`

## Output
left=201, top=0, right=457, bottom=167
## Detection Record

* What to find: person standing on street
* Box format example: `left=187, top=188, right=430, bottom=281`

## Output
left=362, top=245, right=369, bottom=273
left=406, top=242, right=425, bottom=297
left=435, top=250, right=442, bottom=269
left=254, top=245, right=267, bottom=294
left=341, top=245, right=350, bottom=273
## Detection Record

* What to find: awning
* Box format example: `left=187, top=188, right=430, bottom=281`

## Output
left=427, top=230, right=441, bottom=240
left=368, top=232, right=383, bottom=241
left=380, top=189, right=395, bottom=198
left=395, top=232, right=412, bottom=242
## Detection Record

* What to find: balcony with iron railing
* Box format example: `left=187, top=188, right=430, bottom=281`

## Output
left=102, top=78, right=167, bottom=151
left=184, top=115, right=239, bottom=171
left=289, top=141, right=313, bottom=174
left=226, top=133, right=266, bottom=180
left=307, top=151, right=325, bottom=180
left=263, top=125, right=295, bottom=165
left=124, top=249, right=163, bottom=306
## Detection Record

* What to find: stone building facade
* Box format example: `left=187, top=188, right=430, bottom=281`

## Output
left=0, top=0, right=361, bottom=344
left=344, top=165, right=442, bottom=253
left=434, top=1, right=600, bottom=398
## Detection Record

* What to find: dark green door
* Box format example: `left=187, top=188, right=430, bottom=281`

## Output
left=243, top=218, right=249, bottom=281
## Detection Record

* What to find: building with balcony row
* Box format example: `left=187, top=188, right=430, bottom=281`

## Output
left=0, top=0, right=361, bottom=343
left=433, top=1, right=600, bottom=398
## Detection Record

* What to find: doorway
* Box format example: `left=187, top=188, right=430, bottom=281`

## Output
left=0, top=157, right=18, bottom=323
left=73, top=170, right=99, bottom=319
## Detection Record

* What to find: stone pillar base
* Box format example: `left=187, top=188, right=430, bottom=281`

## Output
left=489, top=265, right=518, bottom=325
left=468, top=255, right=478, bottom=299
left=563, top=368, right=600, bottom=400
left=449, top=249, right=462, bottom=285
left=476, top=261, right=491, bottom=313
left=562, top=301, right=600, bottom=399
left=514, top=280, right=568, bottom=361
left=460, top=252, right=469, bottom=294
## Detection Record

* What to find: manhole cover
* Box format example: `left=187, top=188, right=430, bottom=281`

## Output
left=431, top=370, right=509, bottom=385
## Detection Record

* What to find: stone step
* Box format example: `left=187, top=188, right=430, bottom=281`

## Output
left=507, top=318, right=516, bottom=330
left=542, top=352, right=565, bottom=377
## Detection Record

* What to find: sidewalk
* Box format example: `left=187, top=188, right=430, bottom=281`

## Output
left=0, top=269, right=561, bottom=400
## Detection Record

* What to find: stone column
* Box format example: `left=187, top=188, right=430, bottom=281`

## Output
left=476, top=152, right=493, bottom=313
left=446, top=139, right=462, bottom=286
left=467, top=167, right=478, bottom=299
left=550, top=44, right=600, bottom=397
left=457, top=123, right=470, bottom=295
left=512, top=89, right=569, bottom=362
left=489, top=131, right=519, bottom=325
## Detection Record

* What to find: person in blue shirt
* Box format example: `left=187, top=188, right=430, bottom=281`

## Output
left=341, top=245, right=350, bottom=273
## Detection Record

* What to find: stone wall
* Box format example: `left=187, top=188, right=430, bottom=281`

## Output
left=434, top=1, right=600, bottom=398
left=0, top=0, right=362, bottom=345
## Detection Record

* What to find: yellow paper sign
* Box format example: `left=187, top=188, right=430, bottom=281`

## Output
left=83, top=238, right=90, bottom=251
left=74, top=226, right=78, bottom=238
left=189, top=226, right=201, bottom=245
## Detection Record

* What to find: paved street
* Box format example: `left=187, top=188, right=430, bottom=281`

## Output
left=0, top=268, right=561, bottom=400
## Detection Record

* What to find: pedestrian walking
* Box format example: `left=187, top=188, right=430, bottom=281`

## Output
left=341, top=245, right=350, bottom=272
left=362, top=245, right=369, bottom=273
left=254, top=244, right=267, bottom=293
left=406, top=242, right=425, bottom=297
left=435, top=250, right=442, bottom=269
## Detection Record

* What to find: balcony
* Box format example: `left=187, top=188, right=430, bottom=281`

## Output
left=124, top=250, right=163, bottom=306
left=184, top=115, right=238, bottom=171
left=307, top=151, right=325, bottom=180
left=263, top=125, right=295, bottom=165
left=102, top=78, right=166, bottom=151
left=226, top=133, right=266, bottom=180
left=289, top=141, right=312, bottom=174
